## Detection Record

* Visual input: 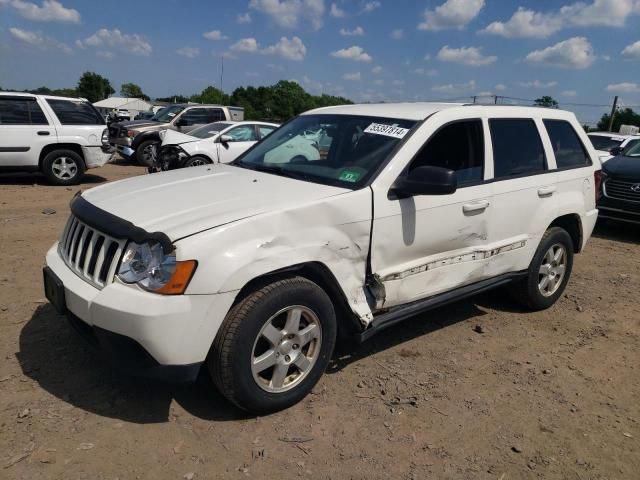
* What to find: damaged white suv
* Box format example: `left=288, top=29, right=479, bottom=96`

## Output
left=43, top=103, right=600, bottom=413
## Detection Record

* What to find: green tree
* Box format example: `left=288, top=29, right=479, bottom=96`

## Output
left=76, top=72, right=114, bottom=103
left=190, top=86, right=228, bottom=105
left=120, top=82, right=148, bottom=100
left=597, top=107, right=640, bottom=132
left=534, top=96, right=559, bottom=108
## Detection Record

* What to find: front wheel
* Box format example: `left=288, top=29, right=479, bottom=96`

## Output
left=183, top=155, right=212, bottom=168
left=509, top=227, right=574, bottom=310
left=209, top=277, right=337, bottom=414
left=135, top=139, right=158, bottom=167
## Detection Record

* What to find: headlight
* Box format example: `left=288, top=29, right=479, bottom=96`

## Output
left=117, top=241, right=197, bottom=294
left=101, top=128, right=109, bottom=146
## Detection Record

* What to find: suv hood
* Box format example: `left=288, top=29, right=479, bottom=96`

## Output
left=160, top=129, right=200, bottom=146
left=81, top=164, right=349, bottom=241
left=603, top=155, right=640, bottom=180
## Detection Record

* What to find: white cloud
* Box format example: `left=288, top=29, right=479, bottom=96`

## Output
left=343, top=71, right=361, bottom=81
left=97, top=51, right=114, bottom=59
left=340, top=26, right=364, bottom=36
left=390, top=28, right=403, bottom=39
left=412, top=67, right=438, bottom=76
left=331, top=45, right=372, bottom=62
left=482, top=0, right=640, bottom=39
left=494, top=83, right=507, bottom=91
left=432, top=80, right=476, bottom=93
left=481, top=7, right=562, bottom=38
left=606, top=82, right=640, bottom=93
left=373, top=79, right=384, bottom=85
left=230, top=37, right=259, bottom=53
left=302, top=75, right=323, bottom=93
left=437, top=45, right=496, bottom=66
left=392, top=79, right=404, bottom=86
left=177, top=46, right=199, bottom=58
left=361, top=1, right=381, bottom=13
left=622, top=40, right=640, bottom=58
left=9, top=26, right=71, bottom=53
left=561, top=90, right=577, bottom=97
left=203, top=30, right=228, bottom=40
left=249, top=0, right=325, bottom=30
left=237, top=12, right=252, bottom=23
left=424, top=54, right=431, bottom=60
left=525, top=37, right=595, bottom=69
left=262, top=36, right=306, bottom=60
left=418, top=0, right=485, bottom=31
left=330, top=2, right=345, bottom=17
left=518, top=80, right=559, bottom=88
left=371, top=65, right=382, bottom=74
left=1, top=0, right=80, bottom=23
left=76, top=28, right=152, bottom=56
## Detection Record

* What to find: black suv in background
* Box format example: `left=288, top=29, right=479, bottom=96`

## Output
left=598, top=141, right=640, bottom=224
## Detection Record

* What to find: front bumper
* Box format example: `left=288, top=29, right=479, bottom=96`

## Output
left=44, top=244, right=237, bottom=381
left=598, top=195, right=640, bottom=224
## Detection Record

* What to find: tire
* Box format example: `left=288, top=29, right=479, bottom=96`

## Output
left=42, top=149, right=85, bottom=186
left=183, top=155, right=212, bottom=168
left=209, top=277, right=337, bottom=414
left=135, top=139, right=158, bottom=167
left=509, top=227, right=574, bottom=311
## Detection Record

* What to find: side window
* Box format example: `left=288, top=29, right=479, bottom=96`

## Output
left=543, top=119, right=590, bottom=168
left=258, top=125, right=277, bottom=138
left=46, top=99, right=104, bottom=125
left=179, top=108, right=209, bottom=125
left=409, top=120, right=484, bottom=186
left=226, top=125, right=257, bottom=142
left=489, top=119, right=546, bottom=179
left=205, top=108, right=224, bottom=122
left=0, top=97, right=48, bottom=125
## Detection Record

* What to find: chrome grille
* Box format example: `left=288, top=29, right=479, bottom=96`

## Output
left=58, top=215, right=126, bottom=289
left=603, top=178, right=640, bottom=203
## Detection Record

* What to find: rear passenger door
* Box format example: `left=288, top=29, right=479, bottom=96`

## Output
left=0, top=96, right=53, bottom=167
left=487, top=117, right=558, bottom=275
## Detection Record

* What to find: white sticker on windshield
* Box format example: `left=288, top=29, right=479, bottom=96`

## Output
left=168, top=112, right=176, bottom=117
left=364, top=123, right=409, bottom=139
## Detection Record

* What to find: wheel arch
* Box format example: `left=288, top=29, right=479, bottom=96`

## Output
left=38, top=144, right=85, bottom=170
left=548, top=213, right=583, bottom=253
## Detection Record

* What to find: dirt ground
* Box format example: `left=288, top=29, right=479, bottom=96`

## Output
left=1, top=162, right=639, bottom=480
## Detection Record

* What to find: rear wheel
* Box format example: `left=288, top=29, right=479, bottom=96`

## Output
left=209, top=277, right=336, bottom=414
left=509, top=227, right=574, bottom=310
left=42, top=149, right=85, bottom=186
left=136, top=139, right=158, bottom=167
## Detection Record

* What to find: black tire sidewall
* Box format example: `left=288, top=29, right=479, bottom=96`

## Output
left=524, top=227, right=574, bottom=310
left=42, top=149, right=85, bottom=186
left=224, top=280, right=336, bottom=413
left=184, top=155, right=212, bottom=168
left=136, top=140, right=158, bottom=167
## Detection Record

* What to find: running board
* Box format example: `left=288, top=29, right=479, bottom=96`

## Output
left=356, top=271, right=527, bottom=343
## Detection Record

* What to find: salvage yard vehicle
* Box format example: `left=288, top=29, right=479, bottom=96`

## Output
left=153, top=121, right=279, bottom=171
left=587, top=131, right=640, bottom=162
left=597, top=141, right=640, bottom=224
left=109, top=104, right=244, bottom=166
left=0, top=92, right=113, bottom=185
left=43, top=103, right=600, bottom=413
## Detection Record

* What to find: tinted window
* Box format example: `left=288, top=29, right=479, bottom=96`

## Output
left=490, top=119, right=546, bottom=178
left=543, top=120, right=590, bottom=168
left=226, top=125, right=257, bottom=142
left=409, top=120, right=484, bottom=186
left=47, top=99, right=104, bottom=125
left=587, top=134, right=623, bottom=151
left=0, top=96, right=48, bottom=125
left=205, top=108, right=225, bottom=122
left=180, top=108, right=209, bottom=126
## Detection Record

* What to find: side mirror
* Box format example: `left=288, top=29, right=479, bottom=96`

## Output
left=609, top=146, right=623, bottom=156
left=390, top=166, right=457, bottom=198
left=218, top=134, right=233, bottom=144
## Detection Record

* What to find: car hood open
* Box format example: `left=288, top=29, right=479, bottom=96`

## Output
left=80, top=164, right=349, bottom=242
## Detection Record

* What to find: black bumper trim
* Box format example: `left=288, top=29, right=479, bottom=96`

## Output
left=70, top=194, right=173, bottom=254
left=66, top=312, right=202, bottom=383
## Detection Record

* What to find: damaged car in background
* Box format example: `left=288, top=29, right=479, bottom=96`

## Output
left=43, top=103, right=600, bottom=414
left=151, top=121, right=279, bottom=171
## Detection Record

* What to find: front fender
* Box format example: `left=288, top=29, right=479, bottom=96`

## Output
left=132, top=130, right=161, bottom=149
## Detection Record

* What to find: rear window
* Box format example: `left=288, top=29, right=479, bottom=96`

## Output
left=543, top=120, right=591, bottom=168
left=0, top=96, right=48, bottom=125
left=46, top=99, right=105, bottom=125
left=489, top=119, right=546, bottom=179
left=587, top=134, right=623, bottom=151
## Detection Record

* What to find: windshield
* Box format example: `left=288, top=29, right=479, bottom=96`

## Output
left=588, top=134, right=623, bottom=151
left=624, top=141, right=640, bottom=157
left=189, top=122, right=232, bottom=139
left=233, top=114, right=416, bottom=188
left=152, top=105, right=184, bottom=122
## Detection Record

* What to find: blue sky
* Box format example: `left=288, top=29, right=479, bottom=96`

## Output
left=1, top=0, right=640, bottom=125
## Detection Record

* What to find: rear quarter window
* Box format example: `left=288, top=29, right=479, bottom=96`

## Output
left=46, top=99, right=105, bottom=125
left=543, top=119, right=591, bottom=168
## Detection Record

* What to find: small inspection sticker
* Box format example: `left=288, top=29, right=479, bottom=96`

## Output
left=339, top=169, right=361, bottom=182
left=364, top=123, right=409, bottom=139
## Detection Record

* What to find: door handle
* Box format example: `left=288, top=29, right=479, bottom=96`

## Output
left=462, top=200, right=490, bottom=214
left=37, top=131, right=50, bottom=136
left=537, top=186, right=556, bottom=197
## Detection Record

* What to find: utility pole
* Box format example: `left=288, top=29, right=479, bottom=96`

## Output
left=607, top=95, right=618, bottom=132
left=494, top=95, right=498, bottom=104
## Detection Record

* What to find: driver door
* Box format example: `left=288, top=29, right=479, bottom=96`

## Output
left=216, top=124, right=259, bottom=163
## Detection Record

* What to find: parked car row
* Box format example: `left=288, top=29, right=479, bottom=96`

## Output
left=587, top=131, right=640, bottom=162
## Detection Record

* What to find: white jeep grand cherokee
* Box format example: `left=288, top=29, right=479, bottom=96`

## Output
left=43, top=103, right=600, bottom=413
left=0, top=92, right=113, bottom=185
